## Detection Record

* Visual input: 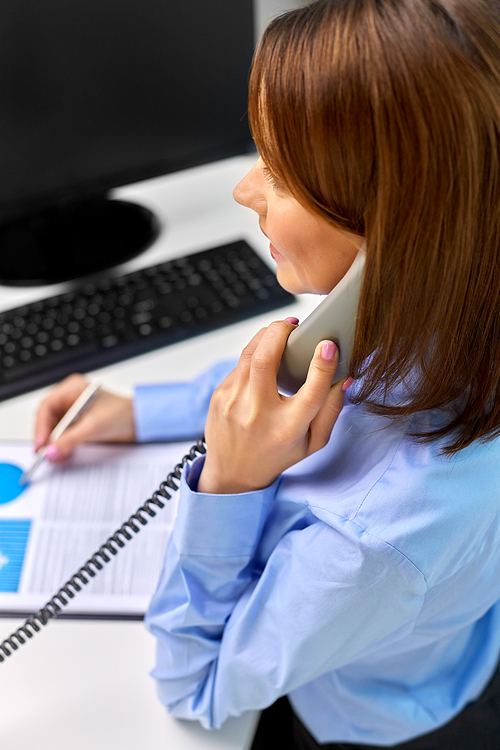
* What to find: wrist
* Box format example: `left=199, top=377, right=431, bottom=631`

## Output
left=197, top=460, right=277, bottom=495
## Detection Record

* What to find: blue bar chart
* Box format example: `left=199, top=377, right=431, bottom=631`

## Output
left=0, top=519, right=31, bottom=592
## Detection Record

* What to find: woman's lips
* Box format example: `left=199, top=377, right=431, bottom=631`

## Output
left=261, top=225, right=286, bottom=262
left=270, top=243, right=286, bottom=262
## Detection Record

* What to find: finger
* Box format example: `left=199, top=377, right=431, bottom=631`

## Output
left=237, top=317, right=298, bottom=381
left=34, top=374, right=89, bottom=450
left=307, top=377, right=347, bottom=455
left=249, top=320, right=297, bottom=395
left=48, top=416, right=98, bottom=461
left=44, top=392, right=136, bottom=463
left=294, top=340, right=340, bottom=420
left=234, top=326, right=268, bottom=381
left=240, top=327, right=267, bottom=357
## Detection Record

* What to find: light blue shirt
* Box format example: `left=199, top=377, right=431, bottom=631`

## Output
left=136, top=362, right=500, bottom=746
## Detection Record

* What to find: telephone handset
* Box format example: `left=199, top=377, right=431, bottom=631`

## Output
left=277, top=249, right=366, bottom=395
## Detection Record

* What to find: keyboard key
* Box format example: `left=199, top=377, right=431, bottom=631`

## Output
left=132, top=312, right=151, bottom=326
left=102, top=335, right=118, bottom=348
left=157, top=283, right=173, bottom=295
left=97, top=324, right=113, bottom=337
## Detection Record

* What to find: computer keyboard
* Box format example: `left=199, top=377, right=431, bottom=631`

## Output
left=0, top=239, right=295, bottom=401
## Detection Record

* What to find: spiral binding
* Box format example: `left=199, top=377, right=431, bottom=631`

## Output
left=0, top=437, right=206, bottom=663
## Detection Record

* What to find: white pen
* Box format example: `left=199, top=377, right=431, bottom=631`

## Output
left=19, top=379, right=102, bottom=486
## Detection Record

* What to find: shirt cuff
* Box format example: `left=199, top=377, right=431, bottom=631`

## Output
left=133, top=382, right=203, bottom=442
left=172, top=456, right=278, bottom=557
left=133, top=359, right=237, bottom=443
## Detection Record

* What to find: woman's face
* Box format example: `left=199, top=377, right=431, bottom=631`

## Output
left=233, top=157, right=363, bottom=295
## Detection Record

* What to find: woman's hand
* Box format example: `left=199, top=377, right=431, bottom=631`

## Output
left=34, top=373, right=136, bottom=462
left=198, top=320, right=348, bottom=494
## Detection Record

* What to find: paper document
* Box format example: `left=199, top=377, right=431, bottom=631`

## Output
left=0, top=441, right=194, bottom=618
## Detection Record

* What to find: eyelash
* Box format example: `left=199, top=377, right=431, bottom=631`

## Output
left=262, top=167, right=279, bottom=190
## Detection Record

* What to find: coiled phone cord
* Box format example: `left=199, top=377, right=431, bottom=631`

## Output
left=0, top=436, right=207, bottom=663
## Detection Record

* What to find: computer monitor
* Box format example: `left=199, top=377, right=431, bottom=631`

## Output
left=0, top=0, right=254, bottom=286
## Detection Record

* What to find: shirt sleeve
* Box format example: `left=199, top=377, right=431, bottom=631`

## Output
left=133, top=359, right=237, bottom=442
left=145, top=456, right=427, bottom=730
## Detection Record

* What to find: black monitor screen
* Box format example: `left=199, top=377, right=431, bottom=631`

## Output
left=0, top=0, right=254, bottom=219
left=0, top=1, right=254, bottom=283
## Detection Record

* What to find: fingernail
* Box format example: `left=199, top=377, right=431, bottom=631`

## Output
left=321, top=341, right=336, bottom=361
left=342, top=376, right=354, bottom=391
left=45, top=444, right=62, bottom=462
left=34, top=435, right=44, bottom=452
left=284, top=317, right=299, bottom=325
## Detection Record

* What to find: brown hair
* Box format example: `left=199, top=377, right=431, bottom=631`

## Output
left=249, top=0, right=500, bottom=454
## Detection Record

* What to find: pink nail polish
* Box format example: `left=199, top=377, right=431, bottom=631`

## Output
left=45, top=444, right=62, bottom=462
left=342, top=376, right=354, bottom=391
left=284, top=317, right=299, bottom=325
left=321, top=341, right=336, bottom=360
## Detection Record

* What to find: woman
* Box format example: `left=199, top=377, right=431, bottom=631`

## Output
left=35, top=1, right=500, bottom=747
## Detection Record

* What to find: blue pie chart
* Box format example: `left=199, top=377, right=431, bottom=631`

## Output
left=0, top=463, right=27, bottom=504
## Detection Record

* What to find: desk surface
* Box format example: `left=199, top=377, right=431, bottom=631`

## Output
left=0, top=154, right=317, bottom=749
left=0, top=618, right=259, bottom=750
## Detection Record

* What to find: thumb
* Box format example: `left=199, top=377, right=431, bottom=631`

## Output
left=307, top=376, right=352, bottom=455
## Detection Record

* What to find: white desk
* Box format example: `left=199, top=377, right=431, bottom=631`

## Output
left=0, top=155, right=317, bottom=750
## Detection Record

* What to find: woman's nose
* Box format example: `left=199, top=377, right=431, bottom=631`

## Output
left=233, top=159, right=267, bottom=214
left=232, top=177, right=249, bottom=207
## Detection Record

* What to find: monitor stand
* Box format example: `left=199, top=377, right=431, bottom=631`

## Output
left=0, top=196, right=159, bottom=286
